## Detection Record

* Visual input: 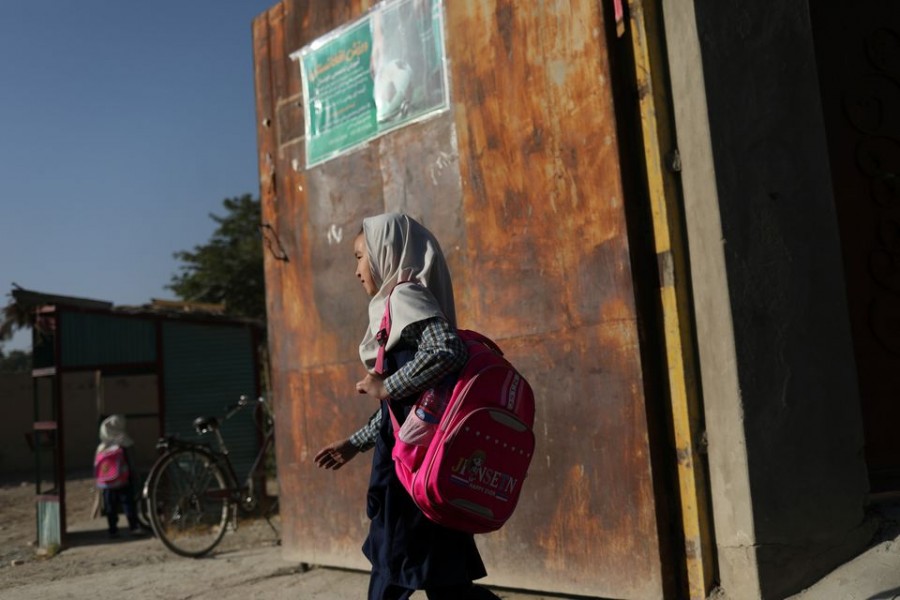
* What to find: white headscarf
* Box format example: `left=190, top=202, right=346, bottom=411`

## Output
left=358, top=213, right=456, bottom=371
left=96, top=414, right=133, bottom=453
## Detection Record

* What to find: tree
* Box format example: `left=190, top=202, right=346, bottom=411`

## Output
left=0, top=285, right=30, bottom=344
left=0, top=348, right=31, bottom=373
left=0, top=286, right=32, bottom=371
left=167, top=195, right=265, bottom=322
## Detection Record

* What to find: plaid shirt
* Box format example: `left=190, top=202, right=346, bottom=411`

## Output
left=348, top=317, right=467, bottom=451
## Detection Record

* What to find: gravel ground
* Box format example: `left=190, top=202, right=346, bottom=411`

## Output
left=0, top=475, right=282, bottom=593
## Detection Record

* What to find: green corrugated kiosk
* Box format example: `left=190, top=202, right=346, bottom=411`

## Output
left=13, top=287, right=264, bottom=548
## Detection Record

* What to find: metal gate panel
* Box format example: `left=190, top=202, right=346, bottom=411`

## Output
left=254, top=1, right=674, bottom=597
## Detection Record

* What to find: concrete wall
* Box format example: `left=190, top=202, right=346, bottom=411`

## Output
left=0, top=372, right=159, bottom=481
left=664, top=1, right=873, bottom=598
left=0, top=374, right=35, bottom=479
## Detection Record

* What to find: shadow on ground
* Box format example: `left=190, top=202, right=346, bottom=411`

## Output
left=63, top=527, right=153, bottom=549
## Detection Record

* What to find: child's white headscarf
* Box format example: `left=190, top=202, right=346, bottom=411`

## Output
left=358, top=213, right=456, bottom=371
left=96, top=414, right=133, bottom=452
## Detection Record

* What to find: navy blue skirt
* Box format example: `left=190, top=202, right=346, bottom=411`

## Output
left=363, top=400, right=487, bottom=597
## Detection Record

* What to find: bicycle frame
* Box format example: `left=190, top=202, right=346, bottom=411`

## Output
left=143, top=395, right=279, bottom=557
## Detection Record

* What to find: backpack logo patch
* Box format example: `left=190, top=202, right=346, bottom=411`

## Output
left=450, top=449, right=519, bottom=502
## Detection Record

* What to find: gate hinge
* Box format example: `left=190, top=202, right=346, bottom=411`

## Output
left=665, top=148, right=682, bottom=173
left=697, top=430, right=709, bottom=455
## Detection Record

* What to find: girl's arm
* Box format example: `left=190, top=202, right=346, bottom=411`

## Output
left=348, top=409, right=382, bottom=452
left=344, top=317, right=466, bottom=454
left=383, top=317, right=467, bottom=401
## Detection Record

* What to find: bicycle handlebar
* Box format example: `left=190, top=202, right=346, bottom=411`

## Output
left=223, top=395, right=269, bottom=420
left=215, top=395, right=273, bottom=434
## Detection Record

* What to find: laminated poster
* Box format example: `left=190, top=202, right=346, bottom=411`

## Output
left=292, top=0, right=448, bottom=168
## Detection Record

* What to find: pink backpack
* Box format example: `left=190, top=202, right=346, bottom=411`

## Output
left=376, top=286, right=535, bottom=534
left=94, top=445, right=130, bottom=489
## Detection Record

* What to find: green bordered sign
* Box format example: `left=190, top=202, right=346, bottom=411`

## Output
left=292, top=0, right=448, bottom=168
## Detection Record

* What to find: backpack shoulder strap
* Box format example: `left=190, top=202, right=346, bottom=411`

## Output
left=373, top=282, right=420, bottom=375
left=373, top=293, right=393, bottom=376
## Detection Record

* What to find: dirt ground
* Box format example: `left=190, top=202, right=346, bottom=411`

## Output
left=0, top=474, right=282, bottom=593
left=5, top=477, right=899, bottom=600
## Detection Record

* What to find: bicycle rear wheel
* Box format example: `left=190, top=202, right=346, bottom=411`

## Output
left=147, top=448, right=231, bottom=557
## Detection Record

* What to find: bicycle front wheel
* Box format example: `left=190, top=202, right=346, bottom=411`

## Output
left=147, top=448, right=231, bottom=557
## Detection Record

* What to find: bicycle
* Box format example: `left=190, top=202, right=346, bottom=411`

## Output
left=142, top=395, right=278, bottom=557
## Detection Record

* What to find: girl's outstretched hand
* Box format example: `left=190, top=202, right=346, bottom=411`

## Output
left=356, top=373, right=389, bottom=400
left=314, top=438, right=359, bottom=470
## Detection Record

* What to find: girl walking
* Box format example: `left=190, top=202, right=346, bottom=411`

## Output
left=315, top=212, right=500, bottom=600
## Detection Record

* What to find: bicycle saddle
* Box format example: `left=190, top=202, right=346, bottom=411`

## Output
left=193, top=416, right=219, bottom=434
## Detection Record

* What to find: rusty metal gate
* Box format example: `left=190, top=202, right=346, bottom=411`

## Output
left=253, top=1, right=683, bottom=597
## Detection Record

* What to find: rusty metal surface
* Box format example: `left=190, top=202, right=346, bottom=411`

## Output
left=254, top=1, right=670, bottom=597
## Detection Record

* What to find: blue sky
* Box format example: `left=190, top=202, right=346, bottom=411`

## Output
left=0, top=1, right=280, bottom=351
